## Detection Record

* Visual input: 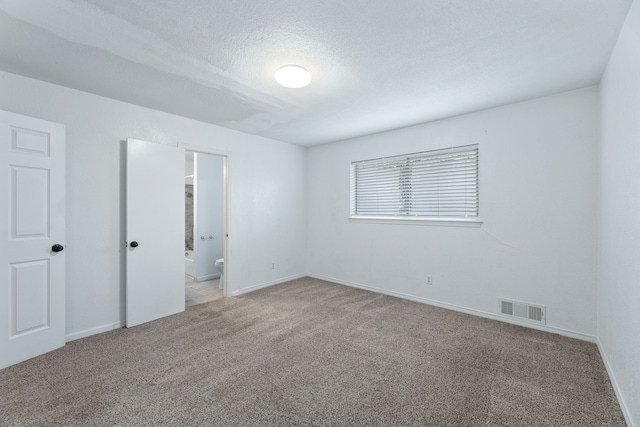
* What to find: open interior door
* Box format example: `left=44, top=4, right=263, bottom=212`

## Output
left=126, top=138, right=184, bottom=327
left=0, top=110, right=66, bottom=369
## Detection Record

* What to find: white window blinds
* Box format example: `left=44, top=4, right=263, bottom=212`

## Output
left=350, top=145, right=479, bottom=218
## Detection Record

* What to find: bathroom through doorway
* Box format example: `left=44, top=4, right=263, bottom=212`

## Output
left=183, top=147, right=228, bottom=307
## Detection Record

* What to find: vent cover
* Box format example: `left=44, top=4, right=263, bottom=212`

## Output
left=499, top=299, right=546, bottom=324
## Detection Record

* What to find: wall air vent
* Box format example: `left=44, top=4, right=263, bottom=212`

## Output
left=498, top=298, right=546, bottom=325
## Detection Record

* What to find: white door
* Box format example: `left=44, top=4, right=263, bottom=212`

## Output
left=126, top=139, right=184, bottom=327
left=0, top=110, right=66, bottom=370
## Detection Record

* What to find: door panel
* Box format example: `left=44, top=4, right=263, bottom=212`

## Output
left=11, top=260, right=49, bottom=336
left=11, top=166, right=50, bottom=237
left=126, top=139, right=184, bottom=327
left=0, top=110, right=65, bottom=370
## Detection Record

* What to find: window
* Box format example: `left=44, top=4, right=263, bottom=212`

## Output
left=350, top=144, right=479, bottom=223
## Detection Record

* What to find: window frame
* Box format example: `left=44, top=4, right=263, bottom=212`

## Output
left=349, top=144, right=482, bottom=227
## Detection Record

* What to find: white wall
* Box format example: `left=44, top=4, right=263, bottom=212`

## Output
left=194, top=152, right=224, bottom=280
left=598, top=0, right=640, bottom=424
left=307, top=87, right=598, bottom=338
left=0, top=70, right=307, bottom=339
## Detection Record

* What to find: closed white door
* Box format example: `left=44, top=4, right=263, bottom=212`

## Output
left=0, top=110, right=66, bottom=370
left=126, top=138, right=184, bottom=327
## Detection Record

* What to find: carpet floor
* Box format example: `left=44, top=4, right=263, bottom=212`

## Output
left=0, top=277, right=625, bottom=426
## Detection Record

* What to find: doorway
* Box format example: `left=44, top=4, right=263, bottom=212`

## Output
left=126, top=139, right=230, bottom=328
left=183, top=148, right=228, bottom=307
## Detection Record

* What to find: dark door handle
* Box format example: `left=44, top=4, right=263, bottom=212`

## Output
left=130, top=241, right=139, bottom=248
left=51, top=244, right=64, bottom=253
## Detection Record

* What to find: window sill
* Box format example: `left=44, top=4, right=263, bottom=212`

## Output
left=348, top=216, right=483, bottom=227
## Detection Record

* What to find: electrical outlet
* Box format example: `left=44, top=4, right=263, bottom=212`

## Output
left=271, top=262, right=275, bottom=269
left=426, top=275, right=433, bottom=286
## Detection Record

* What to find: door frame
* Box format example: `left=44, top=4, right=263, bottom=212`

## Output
left=179, top=142, right=230, bottom=297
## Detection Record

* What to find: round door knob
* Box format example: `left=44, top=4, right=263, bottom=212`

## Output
left=51, top=244, right=64, bottom=253
left=130, top=241, right=139, bottom=248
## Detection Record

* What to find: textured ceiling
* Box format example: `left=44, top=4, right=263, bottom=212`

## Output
left=0, top=0, right=633, bottom=146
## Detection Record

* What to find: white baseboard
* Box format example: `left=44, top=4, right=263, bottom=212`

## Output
left=307, top=273, right=596, bottom=343
left=597, top=340, right=635, bottom=427
left=66, top=321, right=124, bottom=342
left=197, top=273, right=220, bottom=282
left=231, top=273, right=307, bottom=297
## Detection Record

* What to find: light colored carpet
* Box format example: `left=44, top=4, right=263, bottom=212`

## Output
left=0, top=277, right=625, bottom=426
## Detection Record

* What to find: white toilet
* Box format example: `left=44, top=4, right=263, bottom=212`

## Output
left=215, top=258, right=224, bottom=290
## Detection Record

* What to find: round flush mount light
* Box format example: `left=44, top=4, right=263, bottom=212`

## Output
left=275, top=65, right=311, bottom=88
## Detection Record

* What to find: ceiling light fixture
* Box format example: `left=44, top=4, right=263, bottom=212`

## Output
left=275, top=65, right=311, bottom=88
